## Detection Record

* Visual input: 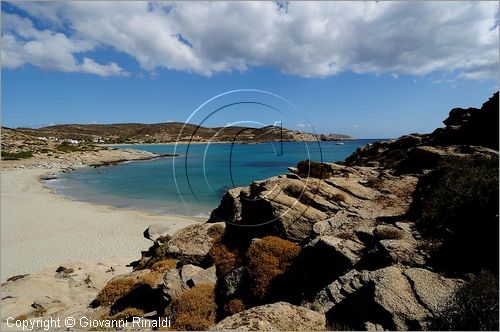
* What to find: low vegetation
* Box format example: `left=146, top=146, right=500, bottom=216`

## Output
left=150, top=259, right=178, bottom=274
left=93, top=276, right=138, bottom=307
left=224, top=298, right=245, bottom=315
left=171, top=284, right=216, bottom=330
left=246, top=236, right=301, bottom=301
left=108, top=307, right=145, bottom=321
left=431, top=271, right=499, bottom=330
left=55, top=142, right=82, bottom=153
left=1, top=150, right=33, bottom=160
left=297, top=160, right=333, bottom=179
left=411, top=155, right=499, bottom=272
left=208, top=242, right=240, bottom=276
left=373, top=226, right=404, bottom=240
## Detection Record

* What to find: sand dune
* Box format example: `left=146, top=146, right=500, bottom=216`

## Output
left=0, top=168, right=201, bottom=281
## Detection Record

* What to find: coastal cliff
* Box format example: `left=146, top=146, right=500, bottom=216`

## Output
left=1, top=93, right=498, bottom=331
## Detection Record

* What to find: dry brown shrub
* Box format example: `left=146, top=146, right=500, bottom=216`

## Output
left=246, top=236, right=301, bottom=300
left=374, top=226, right=404, bottom=240
left=150, top=259, right=177, bottom=273
left=224, top=298, right=245, bottom=315
left=94, top=276, right=137, bottom=306
left=171, top=284, right=216, bottom=331
left=109, top=307, right=144, bottom=321
left=332, top=193, right=346, bottom=202
left=138, top=271, right=163, bottom=288
left=284, top=182, right=305, bottom=198
left=208, top=242, right=239, bottom=276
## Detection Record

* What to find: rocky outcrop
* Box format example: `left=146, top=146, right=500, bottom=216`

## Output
left=210, top=164, right=418, bottom=244
left=211, top=302, right=326, bottom=331
left=308, top=266, right=463, bottom=330
left=345, top=93, right=499, bottom=171
left=143, top=223, right=174, bottom=244
left=159, top=222, right=225, bottom=265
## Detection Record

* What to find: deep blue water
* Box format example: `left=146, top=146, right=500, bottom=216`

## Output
left=47, top=140, right=380, bottom=217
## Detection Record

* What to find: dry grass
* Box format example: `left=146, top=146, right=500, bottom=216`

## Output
left=374, top=226, right=404, bottom=240
left=150, top=259, right=178, bottom=273
left=224, top=298, right=245, bottom=315
left=246, top=236, right=301, bottom=300
left=208, top=242, right=240, bottom=276
left=137, top=271, right=164, bottom=288
left=93, top=276, right=138, bottom=307
left=171, top=284, right=216, bottom=331
left=332, top=193, right=346, bottom=202
left=297, top=160, right=333, bottom=179
left=284, top=182, right=305, bottom=198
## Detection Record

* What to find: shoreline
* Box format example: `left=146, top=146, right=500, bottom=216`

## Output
left=0, top=167, right=203, bottom=282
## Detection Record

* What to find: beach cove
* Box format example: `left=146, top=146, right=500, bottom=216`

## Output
left=0, top=168, right=201, bottom=281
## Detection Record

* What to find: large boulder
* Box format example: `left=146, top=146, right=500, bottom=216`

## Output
left=211, top=302, right=326, bottom=331
left=306, top=236, right=364, bottom=268
left=162, top=222, right=225, bottom=265
left=312, top=266, right=463, bottom=330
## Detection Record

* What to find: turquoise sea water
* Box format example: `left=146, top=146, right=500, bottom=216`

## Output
left=47, top=140, right=381, bottom=217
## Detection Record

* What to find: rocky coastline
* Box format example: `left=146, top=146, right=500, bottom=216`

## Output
left=1, top=93, right=498, bottom=331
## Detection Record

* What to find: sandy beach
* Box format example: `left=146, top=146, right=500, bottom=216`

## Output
left=0, top=168, right=202, bottom=281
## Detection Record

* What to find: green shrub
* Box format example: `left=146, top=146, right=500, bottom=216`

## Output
left=246, top=236, right=301, bottom=300
left=431, top=271, right=499, bottom=330
left=56, top=142, right=80, bottom=153
left=1, top=151, right=33, bottom=160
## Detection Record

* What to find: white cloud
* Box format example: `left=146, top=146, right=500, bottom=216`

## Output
left=297, top=123, right=306, bottom=128
left=1, top=12, right=128, bottom=77
left=3, top=1, right=499, bottom=79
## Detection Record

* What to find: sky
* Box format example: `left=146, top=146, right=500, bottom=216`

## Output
left=1, top=1, right=499, bottom=138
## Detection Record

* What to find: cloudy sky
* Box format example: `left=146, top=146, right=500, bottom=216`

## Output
left=2, top=1, right=499, bottom=137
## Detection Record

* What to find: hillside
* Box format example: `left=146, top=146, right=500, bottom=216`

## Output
left=3, top=123, right=351, bottom=145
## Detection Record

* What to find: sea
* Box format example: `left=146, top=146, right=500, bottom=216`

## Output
left=46, top=140, right=382, bottom=218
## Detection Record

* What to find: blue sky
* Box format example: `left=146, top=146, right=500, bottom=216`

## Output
left=2, top=1, right=499, bottom=138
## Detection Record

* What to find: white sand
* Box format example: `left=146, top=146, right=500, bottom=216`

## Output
left=0, top=168, right=202, bottom=281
